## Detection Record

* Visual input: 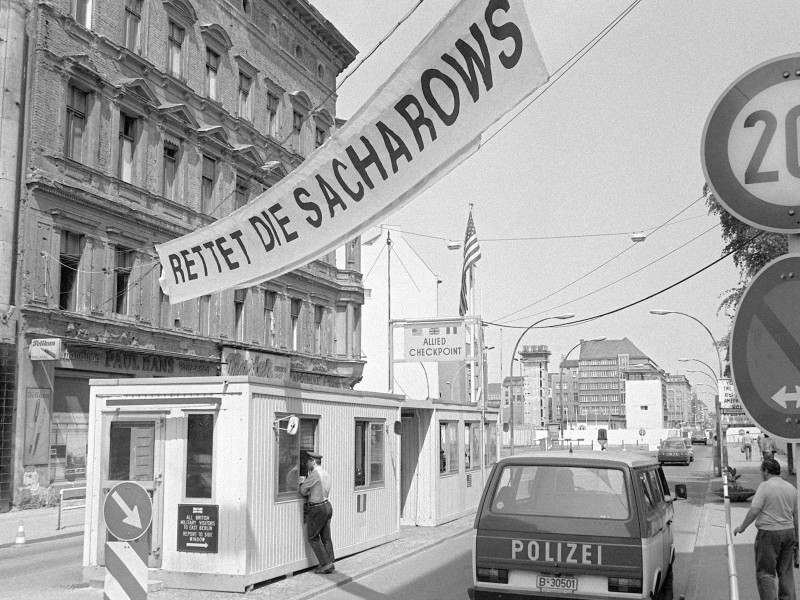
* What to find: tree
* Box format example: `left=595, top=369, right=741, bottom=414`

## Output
left=705, top=184, right=787, bottom=320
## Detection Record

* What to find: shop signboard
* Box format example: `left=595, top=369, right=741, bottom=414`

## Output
left=30, top=338, right=62, bottom=360
left=177, top=504, right=219, bottom=553
left=23, top=388, right=51, bottom=464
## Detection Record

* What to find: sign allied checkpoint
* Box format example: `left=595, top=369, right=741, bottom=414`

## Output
left=102, top=482, right=153, bottom=600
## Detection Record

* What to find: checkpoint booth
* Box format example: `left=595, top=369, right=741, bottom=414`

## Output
left=82, top=376, right=404, bottom=592
left=399, top=401, right=499, bottom=526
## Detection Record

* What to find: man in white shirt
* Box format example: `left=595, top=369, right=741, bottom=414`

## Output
left=734, top=459, right=798, bottom=600
left=299, top=451, right=334, bottom=574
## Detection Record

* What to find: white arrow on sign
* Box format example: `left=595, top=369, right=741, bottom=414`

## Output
left=112, top=490, right=142, bottom=529
left=186, top=542, right=209, bottom=548
left=772, top=386, right=800, bottom=410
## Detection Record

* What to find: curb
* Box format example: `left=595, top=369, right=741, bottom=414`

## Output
left=0, top=529, right=83, bottom=550
left=288, top=525, right=474, bottom=600
left=682, top=474, right=714, bottom=599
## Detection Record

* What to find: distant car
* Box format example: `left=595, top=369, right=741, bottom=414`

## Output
left=659, top=437, right=692, bottom=466
left=690, top=429, right=708, bottom=445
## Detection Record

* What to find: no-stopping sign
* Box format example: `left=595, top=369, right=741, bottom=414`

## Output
left=702, top=53, right=800, bottom=233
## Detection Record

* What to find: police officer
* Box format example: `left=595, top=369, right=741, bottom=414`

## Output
left=299, top=451, right=335, bottom=574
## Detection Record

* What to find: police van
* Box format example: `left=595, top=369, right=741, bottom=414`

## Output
left=471, top=452, right=686, bottom=599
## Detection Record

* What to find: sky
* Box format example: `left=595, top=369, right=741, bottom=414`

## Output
left=309, top=0, right=800, bottom=409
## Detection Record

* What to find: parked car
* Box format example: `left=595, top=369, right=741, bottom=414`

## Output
left=690, top=429, right=708, bottom=445
left=658, top=437, right=692, bottom=466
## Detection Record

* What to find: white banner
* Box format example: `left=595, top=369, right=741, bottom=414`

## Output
left=156, top=0, right=549, bottom=303
left=401, top=320, right=464, bottom=362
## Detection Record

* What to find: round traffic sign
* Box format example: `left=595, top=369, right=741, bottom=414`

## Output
left=103, top=481, right=153, bottom=541
left=638, top=428, right=646, bottom=437
left=702, top=53, right=800, bottom=233
left=731, top=253, right=800, bottom=438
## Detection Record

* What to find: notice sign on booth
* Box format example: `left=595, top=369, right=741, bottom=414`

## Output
left=177, top=504, right=218, bottom=553
left=718, top=379, right=743, bottom=411
left=400, top=322, right=463, bottom=362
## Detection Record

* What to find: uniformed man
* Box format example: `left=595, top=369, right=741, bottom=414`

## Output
left=299, top=451, right=335, bottom=574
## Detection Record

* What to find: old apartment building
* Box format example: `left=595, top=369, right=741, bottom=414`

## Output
left=0, top=0, right=360, bottom=509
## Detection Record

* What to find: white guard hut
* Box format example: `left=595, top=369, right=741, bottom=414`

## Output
left=83, top=376, right=404, bottom=592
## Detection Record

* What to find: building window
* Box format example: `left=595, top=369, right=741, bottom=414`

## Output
left=59, top=232, right=84, bottom=311
left=292, top=110, right=303, bottom=146
left=235, top=175, right=249, bottom=210
left=233, top=289, right=245, bottom=342
left=201, top=155, right=216, bottom=213
left=267, top=92, right=279, bottom=137
left=73, top=0, right=91, bottom=27
left=205, top=49, right=219, bottom=100
left=335, top=305, right=346, bottom=356
left=291, top=298, right=302, bottom=351
left=107, top=421, right=153, bottom=480
left=167, top=20, right=185, bottom=78
left=118, top=113, right=137, bottom=183
left=263, top=290, right=276, bottom=346
left=439, top=422, right=458, bottom=474
left=65, top=86, right=88, bottom=162
left=315, top=126, right=327, bottom=148
left=124, top=0, right=142, bottom=52
left=317, top=64, right=325, bottom=80
left=238, top=73, right=252, bottom=120
left=277, top=415, right=317, bottom=496
left=198, top=295, right=210, bottom=335
left=162, top=142, right=178, bottom=201
left=354, top=420, right=384, bottom=488
left=114, top=247, right=135, bottom=315
left=465, top=422, right=481, bottom=470
left=313, top=305, right=324, bottom=354
left=185, top=414, right=214, bottom=499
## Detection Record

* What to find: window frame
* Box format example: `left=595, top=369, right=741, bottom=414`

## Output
left=290, top=298, right=302, bottom=351
left=275, top=414, right=319, bottom=500
left=65, top=85, right=89, bottom=163
left=354, top=419, right=385, bottom=490
left=72, top=0, right=92, bottom=28
left=439, top=421, right=459, bottom=475
left=162, top=140, right=180, bottom=201
left=235, top=174, right=249, bottom=210
left=263, top=290, right=276, bottom=347
left=113, top=246, right=135, bottom=315
left=124, top=0, right=142, bottom=53
left=167, top=20, right=186, bottom=79
left=58, top=231, right=84, bottom=312
left=201, top=154, right=216, bottom=213
left=233, top=289, right=246, bottom=342
left=205, top=48, right=220, bottom=100
left=465, top=421, right=481, bottom=471
left=184, top=412, right=216, bottom=501
left=238, top=72, right=252, bottom=121
left=117, top=111, right=138, bottom=183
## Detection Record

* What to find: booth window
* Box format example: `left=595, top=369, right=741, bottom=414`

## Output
left=439, top=422, right=458, bottom=474
left=186, top=414, right=214, bottom=499
left=465, top=422, right=481, bottom=470
left=108, top=421, right=154, bottom=481
left=277, top=415, right=317, bottom=497
left=484, top=422, right=497, bottom=467
left=354, top=420, right=384, bottom=488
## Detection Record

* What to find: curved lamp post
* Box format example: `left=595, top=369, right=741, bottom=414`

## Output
left=560, top=337, right=606, bottom=433
left=508, top=313, right=575, bottom=454
left=685, top=368, right=718, bottom=388
left=650, top=309, right=725, bottom=476
left=679, top=357, right=719, bottom=381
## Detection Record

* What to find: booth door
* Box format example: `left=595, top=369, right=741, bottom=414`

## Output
left=98, top=413, right=165, bottom=568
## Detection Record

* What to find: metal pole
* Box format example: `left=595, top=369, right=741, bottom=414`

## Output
left=387, top=231, right=393, bottom=394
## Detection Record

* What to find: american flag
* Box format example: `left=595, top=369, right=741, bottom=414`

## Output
left=459, top=210, right=481, bottom=316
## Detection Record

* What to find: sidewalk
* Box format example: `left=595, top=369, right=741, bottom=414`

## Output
left=0, top=502, right=84, bottom=549
left=686, top=446, right=800, bottom=600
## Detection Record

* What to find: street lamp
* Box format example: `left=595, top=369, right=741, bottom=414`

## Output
left=678, top=357, right=719, bottom=380
left=650, top=309, right=725, bottom=476
left=560, top=337, right=606, bottom=434
left=685, top=369, right=718, bottom=388
left=508, top=313, right=575, bottom=455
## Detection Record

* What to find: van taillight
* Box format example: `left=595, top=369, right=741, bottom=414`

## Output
left=477, top=567, right=509, bottom=584
left=608, top=577, right=643, bottom=593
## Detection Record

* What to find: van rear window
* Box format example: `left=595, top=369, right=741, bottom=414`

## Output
left=490, top=465, right=629, bottom=520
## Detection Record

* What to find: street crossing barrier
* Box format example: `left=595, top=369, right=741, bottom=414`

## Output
left=58, top=486, right=86, bottom=530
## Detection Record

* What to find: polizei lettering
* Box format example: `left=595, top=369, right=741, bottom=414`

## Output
left=511, top=540, right=603, bottom=566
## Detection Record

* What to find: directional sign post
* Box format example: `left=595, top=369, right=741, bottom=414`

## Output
left=730, top=253, right=800, bottom=439
left=703, top=53, right=800, bottom=233
left=103, top=482, right=152, bottom=600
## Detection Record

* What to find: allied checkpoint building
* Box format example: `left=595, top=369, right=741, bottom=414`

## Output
left=83, top=376, right=498, bottom=591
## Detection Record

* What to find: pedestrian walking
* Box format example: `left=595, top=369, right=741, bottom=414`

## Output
left=761, top=434, right=779, bottom=461
left=299, top=451, right=335, bottom=574
left=743, top=433, right=754, bottom=461
left=734, top=458, right=798, bottom=600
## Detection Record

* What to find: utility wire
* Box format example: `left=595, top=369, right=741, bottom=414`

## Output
left=494, top=193, right=705, bottom=323
left=503, top=223, right=718, bottom=325
left=481, top=230, right=765, bottom=331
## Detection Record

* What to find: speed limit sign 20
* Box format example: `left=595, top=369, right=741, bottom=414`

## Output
left=702, top=53, right=800, bottom=233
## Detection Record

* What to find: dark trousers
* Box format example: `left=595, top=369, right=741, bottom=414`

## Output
left=755, top=528, right=796, bottom=600
left=307, top=501, right=334, bottom=566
